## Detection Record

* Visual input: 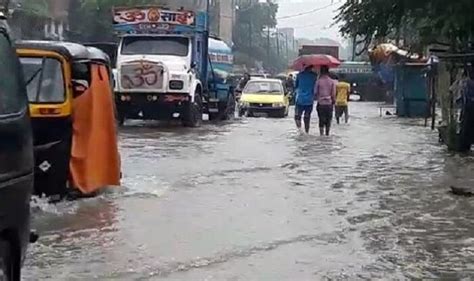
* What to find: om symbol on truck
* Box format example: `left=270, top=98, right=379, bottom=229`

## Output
left=119, top=10, right=146, bottom=22
left=122, top=62, right=162, bottom=89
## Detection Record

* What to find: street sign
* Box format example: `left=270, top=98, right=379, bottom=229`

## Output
left=113, top=7, right=195, bottom=26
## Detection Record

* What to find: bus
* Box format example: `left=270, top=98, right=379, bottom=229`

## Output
left=333, top=61, right=386, bottom=101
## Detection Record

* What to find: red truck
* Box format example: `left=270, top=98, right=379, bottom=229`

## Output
left=299, top=45, right=339, bottom=59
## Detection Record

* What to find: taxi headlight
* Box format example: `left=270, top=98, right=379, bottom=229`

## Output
left=273, top=102, right=285, bottom=107
left=240, top=101, right=250, bottom=107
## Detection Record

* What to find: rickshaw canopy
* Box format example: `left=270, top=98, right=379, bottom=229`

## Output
left=16, top=40, right=90, bottom=61
left=86, top=46, right=111, bottom=65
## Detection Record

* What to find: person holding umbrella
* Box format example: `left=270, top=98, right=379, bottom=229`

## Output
left=292, top=54, right=340, bottom=135
left=294, top=65, right=317, bottom=133
left=314, top=65, right=336, bottom=136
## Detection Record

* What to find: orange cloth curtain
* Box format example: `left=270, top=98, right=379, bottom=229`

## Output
left=70, top=64, right=121, bottom=194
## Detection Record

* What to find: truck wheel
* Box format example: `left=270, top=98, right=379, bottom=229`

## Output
left=0, top=238, right=21, bottom=281
left=223, top=93, right=236, bottom=121
left=238, top=108, right=245, bottom=117
left=182, top=94, right=202, bottom=127
left=208, top=112, right=219, bottom=121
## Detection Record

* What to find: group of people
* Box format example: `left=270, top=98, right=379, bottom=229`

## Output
left=294, top=65, right=351, bottom=136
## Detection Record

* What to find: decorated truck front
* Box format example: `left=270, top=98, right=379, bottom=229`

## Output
left=113, top=6, right=209, bottom=127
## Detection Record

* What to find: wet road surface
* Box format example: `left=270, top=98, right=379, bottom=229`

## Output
left=24, top=102, right=474, bottom=280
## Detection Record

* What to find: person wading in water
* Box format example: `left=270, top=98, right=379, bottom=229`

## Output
left=314, top=66, right=336, bottom=136
left=334, top=73, right=351, bottom=124
left=294, top=65, right=317, bottom=133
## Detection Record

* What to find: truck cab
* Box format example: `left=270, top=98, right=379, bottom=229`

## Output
left=117, top=34, right=199, bottom=98
left=113, top=7, right=207, bottom=127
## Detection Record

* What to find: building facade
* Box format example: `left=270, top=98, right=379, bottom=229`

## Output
left=8, top=0, right=69, bottom=40
left=210, top=0, right=235, bottom=46
left=45, top=0, right=69, bottom=40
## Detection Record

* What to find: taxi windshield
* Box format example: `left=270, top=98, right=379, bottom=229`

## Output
left=243, top=81, right=283, bottom=95
left=20, top=57, right=65, bottom=103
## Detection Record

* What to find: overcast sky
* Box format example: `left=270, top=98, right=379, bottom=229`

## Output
left=275, top=0, right=344, bottom=43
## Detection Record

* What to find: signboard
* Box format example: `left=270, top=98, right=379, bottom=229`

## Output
left=113, top=7, right=195, bottom=26
left=209, top=53, right=233, bottom=64
left=334, top=68, right=373, bottom=74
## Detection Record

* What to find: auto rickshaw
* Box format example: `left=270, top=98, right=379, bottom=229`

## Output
left=83, top=42, right=118, bottom=69
left=16, top=41, right=121, bottom=201
left=0, top=17, right=35, bottom=281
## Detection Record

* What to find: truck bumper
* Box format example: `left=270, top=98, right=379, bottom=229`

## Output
left=115, top=92, right=190, bottom=120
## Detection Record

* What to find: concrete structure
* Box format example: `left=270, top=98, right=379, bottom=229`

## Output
left=45, top=0, right=69, bottom=40
left=210, top=0, right=235, bottom=46
left=277, top=27, right=296, bottom=51
left=7, top=0, right=69, bottom=40
left=217, top=0, right=234, bottom=46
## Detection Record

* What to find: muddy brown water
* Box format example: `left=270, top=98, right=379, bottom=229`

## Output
left=23, top=103, right=474, bottom=280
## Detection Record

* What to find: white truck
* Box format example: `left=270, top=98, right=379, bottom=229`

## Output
left=113, top=5, right=208, bottom=127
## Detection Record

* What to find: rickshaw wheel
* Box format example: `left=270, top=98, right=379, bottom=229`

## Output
left=223, top=93, right=236, bottom=121
left=0, top=237, right=21, bottom=281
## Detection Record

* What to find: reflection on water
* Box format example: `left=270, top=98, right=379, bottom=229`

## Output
left=24, top=103, right=474, bottom=280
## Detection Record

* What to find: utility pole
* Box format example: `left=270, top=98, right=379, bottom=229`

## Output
left=285, top=33, right=289, bottom=62
left=351, top=35, right=357, bottom=61
left=276, top=33, right=280, bottom=57
left=267, top=27, right=271, bottom=63
left=248, top=21, right=252, bottom=49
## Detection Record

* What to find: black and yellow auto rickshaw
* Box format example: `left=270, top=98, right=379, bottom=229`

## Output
left=0, top=18, right=35, bottom=281
left=16, top=41, right=121, bottom=201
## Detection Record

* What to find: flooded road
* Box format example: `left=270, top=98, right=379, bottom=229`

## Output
left=24, top=102, right=474, bottom=280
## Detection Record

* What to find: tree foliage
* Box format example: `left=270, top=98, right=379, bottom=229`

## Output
left=232, top=1, right=287, bottom=71
left=335, top=0, right=474, bottom=53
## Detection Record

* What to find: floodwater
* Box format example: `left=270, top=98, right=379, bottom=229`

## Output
left=24, top=103, right=474, bottom=280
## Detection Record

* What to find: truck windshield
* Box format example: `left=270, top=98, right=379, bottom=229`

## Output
left=121, top=37, right=189, bottom=57
left=20, top=57, right=65, bottom=103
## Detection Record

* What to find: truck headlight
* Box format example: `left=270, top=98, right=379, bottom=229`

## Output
left=169, top=80, right=184, bottom=90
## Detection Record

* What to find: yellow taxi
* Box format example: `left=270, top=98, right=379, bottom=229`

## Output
left=238, top=78, right=289, bottom=118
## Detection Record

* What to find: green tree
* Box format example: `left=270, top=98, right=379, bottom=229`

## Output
left=232, top=1, right=286, bottom=72
left=335, top=0, right=474, bottom=53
